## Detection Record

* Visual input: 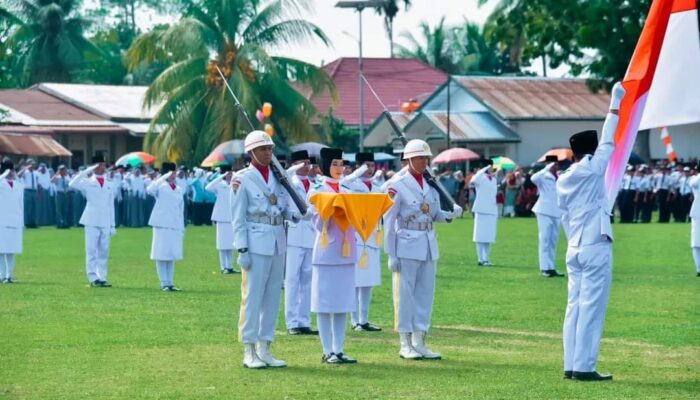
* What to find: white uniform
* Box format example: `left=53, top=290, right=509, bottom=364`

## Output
left=471, top=166, right=498, bottom=264
left=341, top=170, right=383, bottom=327
left=147, top=177, right=185, bottom=288
left=284, top=174, right=315, bottom=330
left=384, top=172, right=454, bottom=334
left=688, top=175, right=700, bottom=273
left=556, top=112, right=618, bottom=373
left=206, top=174, right=235, bottom=272
left=69, top=172, right=116, bottom=284
left=0, top=172, right=24, bottom=281
left=232, top=165, right=293, bottom=344
left=531, top=164, right=562, bottom=272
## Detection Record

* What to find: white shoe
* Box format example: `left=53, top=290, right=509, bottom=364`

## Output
left=256, top=341, right=287, bottom=368
left=399, top=333, right=423, bottom=360
left=243, top=343, right=267, bottom=369
left=412, top=331, right=441, bottom=360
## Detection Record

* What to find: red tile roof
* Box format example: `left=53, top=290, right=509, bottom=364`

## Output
left=454, top=77, right=610, bottom=120
left=0, top=89, right=105, bottom=121
left=307, top=57, right=447, bottom=126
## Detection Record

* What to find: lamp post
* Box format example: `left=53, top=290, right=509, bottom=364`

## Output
left=335, top=1, right=388, bottom=152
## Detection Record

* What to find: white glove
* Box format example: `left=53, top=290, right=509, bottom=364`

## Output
left=388, top=257, right=401, bottom=272
left=82, top=165, right=97, bottom=176
left=237, top=252, right=251, bottom=270
left=450, top=204, right=463, bottom=219
left=110, top=227, right=117, bottom=236
left=300, top=210, right=313, bottom=221
left=609, top=82, right=625, bottom=110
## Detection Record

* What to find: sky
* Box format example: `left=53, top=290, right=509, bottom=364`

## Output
left=129, top=0, right=569, bottom=77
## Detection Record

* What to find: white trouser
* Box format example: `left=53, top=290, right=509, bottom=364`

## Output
left=284, top=246, right=313, bottom=329
left=0, top=254, right=15, bottom=280
left=219, top=250, right=233, bottom=271
left=693, top=248, right=700, bottom=273
left=85, top=226, right=111, bottom=283
left=351, top=287, right=372, bottom=325
left=156, top=260, right=175, bottom=287
left=563, top=242, right=612, bottom=372
left=393, top=258, right=436, bottom=333
left=317, top=312, right=347, bottom=355
left=536, top=214, right=560, bottom=271
left=238, top=252, right=285, bottom=344
left=475, top=243, right=492, bottom=263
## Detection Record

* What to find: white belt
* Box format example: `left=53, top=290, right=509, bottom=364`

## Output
left=402, top=221, right=433, bottom=231
left=247, top=215, right=284, bottom=226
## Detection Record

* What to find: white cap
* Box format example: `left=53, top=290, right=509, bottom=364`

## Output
left=244, top=130, right=275, bottom=153
left=403, top=139, right=432, bottom=159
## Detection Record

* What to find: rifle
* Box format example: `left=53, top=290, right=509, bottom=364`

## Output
left=361, top=75, right=456, bottom=212
left=215, top=66, right=308, bottom=215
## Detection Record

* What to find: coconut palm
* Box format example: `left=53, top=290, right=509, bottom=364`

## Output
left=451, top=21, right=501, bottom=75
left=373, top=0, right=411, bottom=57
left=125, top=0, right=336, bottom=164
left=394, top=17, right=458, bottom=74
left=2, top=0, right=102, bottom=86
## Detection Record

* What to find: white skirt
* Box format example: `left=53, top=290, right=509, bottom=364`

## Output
left=216, top=221, right=234, bottom=250
left=473, top=213, right=497, bottom=243
left=150, top=227, right=184, bottom=261
left=311, top=264, right=356, bottom=313
left=354, top=245, right=381, bottom=287
left=0, top=226, right=23, bottom=254
left=692, top=218, right=700, bottom=248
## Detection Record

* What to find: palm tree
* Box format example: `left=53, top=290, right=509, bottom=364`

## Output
left=479, top=0, right=529, bottom=73
left=451, top=21, right=502, bottom=75
left=125, top=0, right=336, bottom=164
left=394, top=17, right=457, bottom=74
left=373, top=0, right=411, bottom=58
left=2, top=0, right=102, bottom=86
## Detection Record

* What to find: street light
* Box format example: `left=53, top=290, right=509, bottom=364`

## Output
left=335, top=0, right=388, bottom=152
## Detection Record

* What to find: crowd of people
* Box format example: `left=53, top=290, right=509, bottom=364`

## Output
left=1, top=83, right=698, bottom=380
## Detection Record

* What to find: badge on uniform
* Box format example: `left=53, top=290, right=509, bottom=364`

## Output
left=420, top=202, right=430, bottom=214
left=269, top=193, right=278, bottom=205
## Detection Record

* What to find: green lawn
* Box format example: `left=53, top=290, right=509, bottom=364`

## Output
left=1, top=218, right=698, bottom=399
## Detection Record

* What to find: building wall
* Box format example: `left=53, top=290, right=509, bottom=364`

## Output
left=58, top=132, right=131, bottom=168
left=509, top=120, right=605, bottom=165
left=647, top=123, right=700, bottom=161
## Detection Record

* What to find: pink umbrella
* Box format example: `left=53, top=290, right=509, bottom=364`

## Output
left=432, top=147, right=480, bottom=164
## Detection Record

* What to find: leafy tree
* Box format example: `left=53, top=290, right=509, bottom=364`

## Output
left=125, top=0, right=337, bottom=163
left=320, top=109, right=358, bottom=152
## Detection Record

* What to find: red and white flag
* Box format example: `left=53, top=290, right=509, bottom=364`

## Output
left=605, top=0, right=700, bottom=205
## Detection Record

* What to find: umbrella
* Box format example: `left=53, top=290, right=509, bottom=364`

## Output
left=115, top=152, right=155, bottom=167
left=290, top=142, right=328, bottom=157
left=201, top=140, right=245, bottom=167
left=432, top=147, right=480, bottom=164
left=537, top=148, right=573, bottom=162
left=491, top=156, right=517, bottom=171
left=344, top=152, right=397, bottom=163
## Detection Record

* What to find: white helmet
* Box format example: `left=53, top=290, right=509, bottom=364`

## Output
left=403, top=139, right=432, bottom=159
left=244, top=130, right=275, bottom=152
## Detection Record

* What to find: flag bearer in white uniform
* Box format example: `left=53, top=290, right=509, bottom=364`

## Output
left=384, top=140, right=462, bottom=360
left=688, top=169, right=700, bottom=277
left=147, top=162, right=186, bottom=291
left=471, top=160, right=498, bottom=266
left=232, top=130, right=297, bottom=369
left=206, top=164, right=238, bottom=274
left=308, top=147, right=359, bottom=364
left=531, top=155, right=565, bottom=277
left=284, top=150, right=318, bottom=335
left=69, top=154, right=116, bottom=288
left=0, top=161, right=24, bottom=283
left=341, top=152, right=383, bottom=332
left=556, top=82, right=625, bottom=381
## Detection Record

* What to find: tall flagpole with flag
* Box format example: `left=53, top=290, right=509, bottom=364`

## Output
left=605, top=0, right=700, bottom=206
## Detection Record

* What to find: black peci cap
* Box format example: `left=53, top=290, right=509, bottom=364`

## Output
left=569, top=130, right=598, bottom=156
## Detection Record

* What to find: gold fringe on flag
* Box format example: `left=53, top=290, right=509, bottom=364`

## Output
left=376, top=225, right=383, bottom=246
left=321, top=220, right=329, bottom=249
left=359, top=246, right=369, bottom=269
left=342, top=235, right=350, bottom=257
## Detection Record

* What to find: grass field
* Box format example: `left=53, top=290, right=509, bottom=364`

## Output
left=1, top=217, right=698, bottom=399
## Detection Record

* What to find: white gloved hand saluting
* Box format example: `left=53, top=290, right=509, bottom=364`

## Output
left=237, top=252, right=251, bottom=270
left=388, top=256, right=401, bottom=272
left=609, top=82, right=626, bottom=110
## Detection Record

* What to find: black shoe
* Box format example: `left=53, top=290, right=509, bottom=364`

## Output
left=322, top=353, right=341, bottom=364
left=356, top=322, right=382, bottom=332
left=298, top=327, right=319, bottom=335
left=90, top=280, right=103, bottom=287
left=169, top=286, right=181, bottom=292
left=697, top=272, right=700, bottom=277
left=287, top=328, right=302, bottom=335
left=222, top=268, right=240, bottom=274
left=335, top=352, right=357, bottom=364
left=3, top=278, right=14, bottom=284
left=564, top=370, right=573, bottom=379
left=100, top=280, right=112, bottom=287
left=161, top=286, right=171, bottom=291
left=572, top=371, right=613, bottom=381
left=477, top=261, right=484, bottom=266
left=549, top=270, right=565, bottom=277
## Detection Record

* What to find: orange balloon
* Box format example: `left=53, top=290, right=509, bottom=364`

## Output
left=264, top=123, right=274, bottom=137
left=400, top=102, right=411, bottom=112
left=262, top=102, right=272, bottom=118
